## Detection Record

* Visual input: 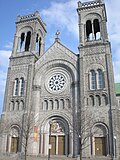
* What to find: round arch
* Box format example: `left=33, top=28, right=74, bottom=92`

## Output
left=34, top=59, right=77, bottom=86
left=91, top=122, right=109, bottom=156
left=39, top=115, right=71, bottom=156
left=7, top=125, right=21, bottom=153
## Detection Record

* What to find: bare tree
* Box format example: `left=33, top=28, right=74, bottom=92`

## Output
left=0, top=108, right=39, bottom=160
left=65, top=106, right=96, bottom=160
left=21, top=110, right=34, bottom=160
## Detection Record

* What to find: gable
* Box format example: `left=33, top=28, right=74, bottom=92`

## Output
left=35, top=41, right=78, bottom=71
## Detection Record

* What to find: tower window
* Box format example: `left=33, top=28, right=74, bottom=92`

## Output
left=36, top=34, right=42, bottom=56
left=93, top=19, right=100, bottom=40
left=89, top=69, right=104, bottom=90
left=86, top=20, right=92, bottom=41
left=20, top=33, right=25, bottom=51
left=14, top=79, right=19, bottom=96
left=25, top=31, right=31, bottom=51
left=97, top=69, right=104, bottom=89
left=90, top=70, right=96, bottom=90
left=86, top=19, right=101, bottom=41
left=19, top=78, right=24, bottom=96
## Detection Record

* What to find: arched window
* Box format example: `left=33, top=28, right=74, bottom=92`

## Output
left=96, top=95, right=101, bottom=106
left=25, top=31, right=31, bottom=51
left=14, top=101, right=19, bottom=111
left=89, top=95, right=94, bottom=106
left=19, top=100, right=24, bottom=111
left=39, top=37, right=42, bottom=56
left=43, top=100, right=48, bottom=110
left=36, top=34, right=39, bottom=52
left=93, top=19, right=100, bottom=40
left=19, top=32, right=25, bottom=51
left=102, top=94, right=108, bottom=106
left=10, top=101, right=14, bottom=111
left=60, top=99, right=64, bottom=109
left=86, top=18, right=101, bottom=41
left=86, top=20, right=92, bottom=41
left=49, top=100, right=53, bottom=110
left=36, top=34, right=42, bottom=56
left=90, top=70, right=96, bottom=90
left=97, top=69, right=104, bottom=89
left=54, top=99, right=59, bottom=110
left=14, top=79, right=19, bottom=96
left=19, top=78, right=24, bottom=96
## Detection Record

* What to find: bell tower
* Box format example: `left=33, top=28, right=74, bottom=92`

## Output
left=77, top=0, right=116, bottom=158
left=2, top=11, right=46, bottom=113
left=12, top=11, right=46, bottom=57
left=77, top=0, right=108, bottom=47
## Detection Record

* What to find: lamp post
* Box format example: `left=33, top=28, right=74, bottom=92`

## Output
left=48, top=122, right=52, bottom=160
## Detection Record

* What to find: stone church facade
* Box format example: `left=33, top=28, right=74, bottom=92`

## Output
left=0, top=0, right=120, bottom=160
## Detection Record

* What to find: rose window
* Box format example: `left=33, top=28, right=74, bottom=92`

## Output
left=48, top=74, right=65, bottom=91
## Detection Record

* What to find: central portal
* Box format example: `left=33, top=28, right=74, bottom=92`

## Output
left=49, top=120, right=67, bottom=155
left=50, top=135, right=65, bottom=155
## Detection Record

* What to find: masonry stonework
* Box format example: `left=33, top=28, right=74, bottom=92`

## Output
left=0, top=1, right=120, bottom=160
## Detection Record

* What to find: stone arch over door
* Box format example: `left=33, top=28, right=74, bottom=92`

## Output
left=92, top=123, right=109, bottom=156
left=7, top=125, right=20, bottom=153
left=40, top=116, right=70, bottom=156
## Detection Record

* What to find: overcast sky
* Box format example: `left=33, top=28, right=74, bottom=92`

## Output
left=0, top=0, right=120, bottom=114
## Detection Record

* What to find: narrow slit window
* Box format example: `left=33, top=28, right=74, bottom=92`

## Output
left=36, top=34, right=41, bottom=56
left=90, top=70, right=96, bottom=90
left=36, top=33, right=39, bottom=52
left=14, top=79, right=19, bottom=96
left=97, top=69, right=104, bottom=89
left=19, top=78, right=24, bottom=96
left=39, top=37, right=41, bottom=56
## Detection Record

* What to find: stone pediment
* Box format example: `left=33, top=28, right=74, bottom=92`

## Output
left=35, top=40, right=78, bottom=70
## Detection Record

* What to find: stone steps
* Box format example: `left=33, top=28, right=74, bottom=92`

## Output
left=0, top=154, right=77, bottom=160
left=0, top=154, right=114, bottom=160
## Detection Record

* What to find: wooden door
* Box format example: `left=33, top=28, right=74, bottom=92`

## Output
left=50, top=136, right=56, bottom=155
left=58, top=136, right=65, bottom=155
left=95, top=137, right=106, bottom=156
left=11, top=137, right=18, bottom=153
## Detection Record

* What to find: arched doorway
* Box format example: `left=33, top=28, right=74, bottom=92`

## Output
left=50, top=120, right=65, bottom=155
left=92, top=123, right=109, bottom=156
left=40, top=116, right=70, bottom=156
left=7, top=126, right=20, bottom=153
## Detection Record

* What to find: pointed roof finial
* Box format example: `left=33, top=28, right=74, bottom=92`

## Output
left=56, top=30, right=60, bottom=38
left=55, top=30, right=60, bottom=42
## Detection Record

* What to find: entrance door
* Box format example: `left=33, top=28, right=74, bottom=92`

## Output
left=50, top=136, right=56, bottom=155
left=58, top=136, right=65, bottom=155
left=11, top=137, right=18, bottom=153
left=95, top=137, right=106, bottom=156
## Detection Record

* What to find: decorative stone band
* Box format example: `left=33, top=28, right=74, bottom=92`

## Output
left=78, top=0, right=104, bottom=9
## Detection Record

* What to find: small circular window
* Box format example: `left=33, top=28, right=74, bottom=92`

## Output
left=48, top=74, right=65, bottom=92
